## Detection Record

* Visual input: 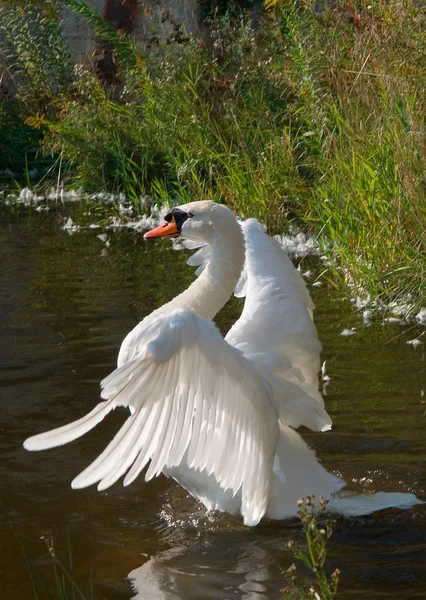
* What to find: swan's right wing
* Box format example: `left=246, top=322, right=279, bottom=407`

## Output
left=226, top=219, right=331, bottom=432
left=24, top=309, right=279, bottom=526
left=226, top=220, right=319, bottom=376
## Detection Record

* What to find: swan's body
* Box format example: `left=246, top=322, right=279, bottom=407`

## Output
left=24, top=201, right=422, bottom=525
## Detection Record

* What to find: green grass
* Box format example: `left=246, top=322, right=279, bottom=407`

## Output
left=22, top=535, right=94, bottom=600
left=0, top=0, right=425, bottom=308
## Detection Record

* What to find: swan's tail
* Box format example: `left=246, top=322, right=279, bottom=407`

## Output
left=328, top=490, right=423, bottom=517
left=266, top=425, right=423, bottom=520
left=265, top=425, right=346, bottom=520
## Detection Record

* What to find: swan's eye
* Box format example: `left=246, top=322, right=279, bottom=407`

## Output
left=164, top=208, right=193, bottom=232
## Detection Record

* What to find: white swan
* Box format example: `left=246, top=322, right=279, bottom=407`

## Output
left=24, top=201, right=422, bottom=525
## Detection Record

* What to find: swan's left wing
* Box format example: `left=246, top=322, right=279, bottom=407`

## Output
left=24, top=309, right=279, bottom=526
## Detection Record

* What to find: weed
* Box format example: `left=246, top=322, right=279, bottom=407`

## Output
left=22, top=534, right=94, bottom=600
left=282, top=496, right=339, bottom=600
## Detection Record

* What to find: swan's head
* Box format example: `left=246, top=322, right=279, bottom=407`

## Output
left=144, top=200, right=234, bottom=244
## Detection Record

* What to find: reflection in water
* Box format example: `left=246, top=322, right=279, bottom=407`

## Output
left=127, top=501, right=294, bottom=600
left=1, top=204, right=426, bottom=599
left=128, top=543, right=271, bottom=600
left=127, top=498, right=426, bottom=599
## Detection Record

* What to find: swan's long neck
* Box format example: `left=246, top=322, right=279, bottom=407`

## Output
left=161, top=216, right=245, bottom=321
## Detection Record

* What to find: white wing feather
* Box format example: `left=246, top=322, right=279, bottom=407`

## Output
left=226, top=219, right=331, bottom=432
left=24, top=309, right=279, bottom=526
left=182, top=238, right=247, bottom=297
left=182, top=240, right=211, bottom=278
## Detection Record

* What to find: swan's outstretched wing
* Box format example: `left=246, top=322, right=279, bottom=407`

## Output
left=24, top=309, right=279, bottom=525
left=226, top=219, right=330, bottom=432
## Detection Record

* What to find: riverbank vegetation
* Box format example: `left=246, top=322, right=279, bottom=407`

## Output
left=1, top=0, right=425, bottom=308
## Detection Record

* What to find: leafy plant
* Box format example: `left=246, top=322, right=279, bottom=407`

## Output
left=0, top=0, right=73, bottom=107
left=282, top=496, right=339, bottom=600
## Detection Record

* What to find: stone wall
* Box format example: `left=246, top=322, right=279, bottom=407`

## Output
left=61, top=0, right=204, bottom=63
left=61, top=0, right=104, bottom=61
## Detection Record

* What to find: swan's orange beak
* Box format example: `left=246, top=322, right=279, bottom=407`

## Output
left=144, top=217, right=179, bottom=239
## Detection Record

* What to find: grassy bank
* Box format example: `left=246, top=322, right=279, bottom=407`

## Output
left=0, top=0, right=425, bottom=308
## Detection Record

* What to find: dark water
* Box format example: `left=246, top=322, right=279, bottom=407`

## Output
left=1, top=204, right=425, bottom=599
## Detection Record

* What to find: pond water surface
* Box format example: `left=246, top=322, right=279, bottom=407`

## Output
left=1, top=203, right=426, bottom=599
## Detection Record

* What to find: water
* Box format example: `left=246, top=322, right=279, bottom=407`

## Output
left=1, top=203, right=425, bottom=599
